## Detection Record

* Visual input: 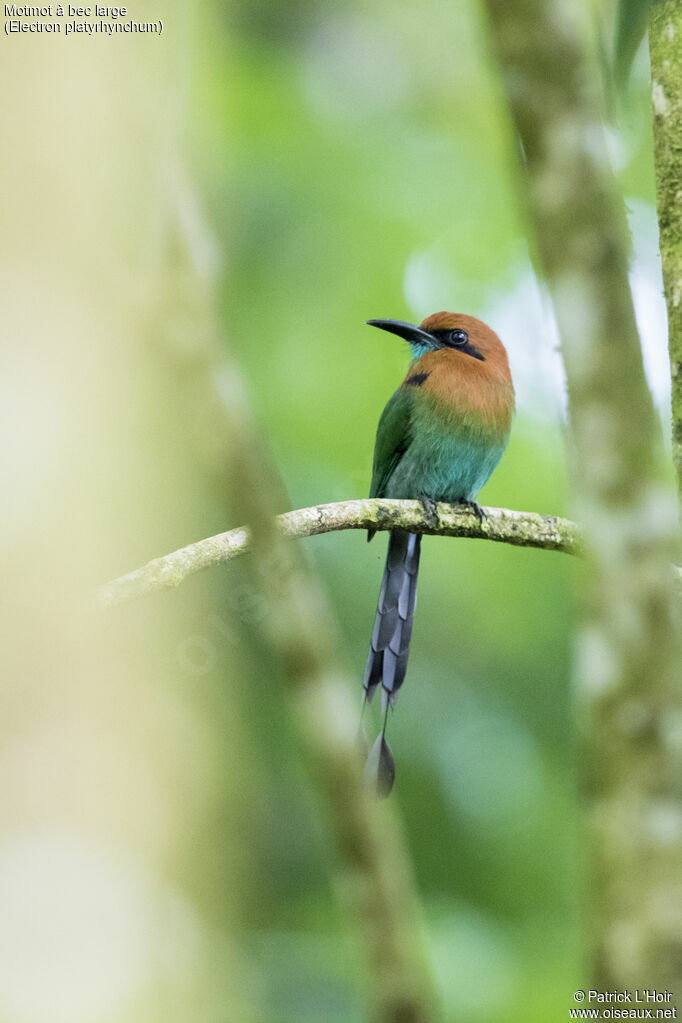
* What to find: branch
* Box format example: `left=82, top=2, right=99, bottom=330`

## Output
left=97, top=499, right=581, bottom=608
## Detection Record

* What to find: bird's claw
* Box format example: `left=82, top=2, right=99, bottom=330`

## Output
left=462, top=500, right=486, bottom=522
left=420, top=496, right=440, bottom=530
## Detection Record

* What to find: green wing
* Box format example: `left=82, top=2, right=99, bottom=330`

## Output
left=369, top=386, right=414, bottom=499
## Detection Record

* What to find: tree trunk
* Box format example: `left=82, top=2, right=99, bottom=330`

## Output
left=483, top=0, right=682, bottom=993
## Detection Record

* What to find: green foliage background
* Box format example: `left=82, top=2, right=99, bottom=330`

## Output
left=0, top=1, right=664, bottom=1021
left=164, top=2, right=661, bottom=1020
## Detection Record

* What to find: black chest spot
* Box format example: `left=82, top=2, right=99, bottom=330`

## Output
left=405, top=372, right=430, bottom=387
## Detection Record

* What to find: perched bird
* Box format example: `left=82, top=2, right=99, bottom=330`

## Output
left=363, top=312, right=515, bottom=796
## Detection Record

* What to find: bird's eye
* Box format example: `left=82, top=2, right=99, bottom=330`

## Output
left=449, top=329, right=468, bottom=346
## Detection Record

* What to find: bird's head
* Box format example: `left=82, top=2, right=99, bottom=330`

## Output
left=367, top=311, right=508, bottom=366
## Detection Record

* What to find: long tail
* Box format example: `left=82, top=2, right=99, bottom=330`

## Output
left=364, top=530, right=421, bottom=707
left=362, top=530, right=421, bottom=795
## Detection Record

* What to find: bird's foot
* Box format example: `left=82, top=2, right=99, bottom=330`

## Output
left=461, top=500, right=487, bottom=523
left=420, top=496, right=440, bottom=530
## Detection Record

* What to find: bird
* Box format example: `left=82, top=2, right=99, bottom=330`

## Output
left=362, top=311, right=515, bottom=797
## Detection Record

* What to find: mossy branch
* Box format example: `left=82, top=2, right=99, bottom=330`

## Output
left=649, top=0, right=682, bottom=504
left=97, top=499, right=581, bottom=608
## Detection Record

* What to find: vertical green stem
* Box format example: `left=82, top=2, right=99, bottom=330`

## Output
left=214, top=362, right=439, bottom=1023
left=649, top=0, right=682, bottom=505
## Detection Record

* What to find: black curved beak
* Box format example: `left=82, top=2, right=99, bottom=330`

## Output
left=366, top=319, right=437, bottom=349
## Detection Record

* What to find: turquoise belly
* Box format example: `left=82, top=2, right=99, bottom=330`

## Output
left=385, top=427, right=507, bottom=503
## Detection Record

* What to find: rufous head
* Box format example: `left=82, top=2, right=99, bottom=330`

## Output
left=367, top=311, right=510, bottom=371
